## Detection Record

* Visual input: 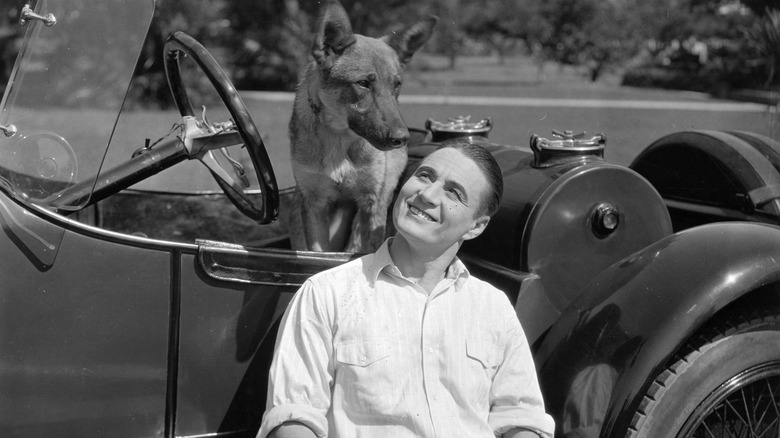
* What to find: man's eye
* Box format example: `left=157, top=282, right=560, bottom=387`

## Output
left=416, top=171, right=431, bottom=181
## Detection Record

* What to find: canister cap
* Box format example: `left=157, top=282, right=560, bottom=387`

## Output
left=530, top=130, right=606, bottom=168
left=426, top=116, right=492, bottom=142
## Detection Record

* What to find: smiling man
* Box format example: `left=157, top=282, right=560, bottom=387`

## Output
left=258, top=140, right=555, bottom=438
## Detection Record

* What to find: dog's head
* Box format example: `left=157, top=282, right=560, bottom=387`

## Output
left=309, top=0, right=437, bottom=151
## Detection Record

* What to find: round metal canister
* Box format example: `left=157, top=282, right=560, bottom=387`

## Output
left=463, top=134, right=673, bottom=310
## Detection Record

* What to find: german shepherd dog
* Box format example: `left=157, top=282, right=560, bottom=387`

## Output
left=288, top=0, right=437, bottom=252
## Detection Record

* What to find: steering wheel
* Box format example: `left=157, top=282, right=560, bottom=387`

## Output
left=164, top=31, right=279, bottom=224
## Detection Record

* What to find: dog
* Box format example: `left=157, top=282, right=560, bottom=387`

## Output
left=288, top=0, right=436, bottom=253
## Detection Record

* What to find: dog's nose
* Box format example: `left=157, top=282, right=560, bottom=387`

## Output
left=389, top=128, right=410, bottom=148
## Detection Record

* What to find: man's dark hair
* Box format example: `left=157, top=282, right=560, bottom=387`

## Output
left=440, top=139, right=503, bottom=217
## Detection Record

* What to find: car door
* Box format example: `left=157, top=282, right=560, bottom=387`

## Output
left=173, top=240, right=354, bottom=437
left=0, top=194, right=172, bottom=437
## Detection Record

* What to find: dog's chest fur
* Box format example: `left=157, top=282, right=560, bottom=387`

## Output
left=295, top=143, right=403, bottom=202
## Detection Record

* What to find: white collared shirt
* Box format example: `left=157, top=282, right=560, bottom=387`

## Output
left=258, top=240, right=555, bottom=438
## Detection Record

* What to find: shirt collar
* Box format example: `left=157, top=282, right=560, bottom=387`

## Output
left=370, top=238, right=471, bottom=288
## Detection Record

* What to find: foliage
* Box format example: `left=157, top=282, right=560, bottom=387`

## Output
left=460, top=0, right=532, bottom=61
left=746, top=8, right=780, bottom=88
left=0, top=0, right=26, bottom=83
left=533, top=0, right=645, bottom=81
left=129, top=0, right=231, bottom=107
left=219, top=0, right=308, bottom=91
left=740, top=0, right=779, bottom=15
left=622, top=1, right=778, bottom=94
left=575, top=1, right=645, bottom=81
left=209, top=0, right=433, bottom=90
left=2, top=0, right=779, bottom=101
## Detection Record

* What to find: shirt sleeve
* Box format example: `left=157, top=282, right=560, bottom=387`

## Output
left=488, top=298, right=556, bottom=438
left=257, top=280, right=334, bottom=438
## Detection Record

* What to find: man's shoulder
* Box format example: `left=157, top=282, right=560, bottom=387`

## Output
left=463, top=273, right=507, bottom=299
left=307, top=252, right=372, bottom=284
left=460, top=273, right=517, bottom=316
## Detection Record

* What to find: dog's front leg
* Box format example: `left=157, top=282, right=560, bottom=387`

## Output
left=299, top=193, right=335, bottom=252
left=302, top=210, right=332, bottom=252
left=345, top=197, right=388, bottom=253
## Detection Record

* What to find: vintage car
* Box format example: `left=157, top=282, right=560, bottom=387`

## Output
left=1, top=1, right=778, bottom=437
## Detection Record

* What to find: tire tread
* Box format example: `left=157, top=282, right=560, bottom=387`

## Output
left=624, top=305, right=780, bottom=438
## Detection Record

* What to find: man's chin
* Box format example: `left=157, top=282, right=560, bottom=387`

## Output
left=395, top=220, right=435, bottom=244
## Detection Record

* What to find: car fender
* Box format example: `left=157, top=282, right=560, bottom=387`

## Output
left=533, top=221, right=780, bottom=438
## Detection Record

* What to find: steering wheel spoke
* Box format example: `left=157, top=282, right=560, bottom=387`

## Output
left=200, top=150, right=249, bottom=192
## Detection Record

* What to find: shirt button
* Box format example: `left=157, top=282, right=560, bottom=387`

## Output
left=428, top=347, right=434, bottom=354
left=433, top=394, right=439, bottom=401
left=360, top=355, right=367, bottom=362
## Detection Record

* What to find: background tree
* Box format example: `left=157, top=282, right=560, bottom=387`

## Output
left=578, top=1, right=641, bottom=81
left=221, top=0, right=308, bottom=91
left=427, top=0, right=466, bottom=69
left=746, top=8, right=780, bottom=88
left=222, top=0, right=432, bottom=90
left=725, top=0, right=778, bottom=15
left=515, top=0, right=644, bottom=82
left=131, top=0, right=230, bottom=106
left=535, top=0, right=599, bottom=66
left=461, top=0, right=532, bottom=64
left=2, top=0, right=774, bottom=101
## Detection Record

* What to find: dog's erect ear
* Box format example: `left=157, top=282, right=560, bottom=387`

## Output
left=312, top=0, right=356, bottom=69
left=385, top=16, right=438, bottom=65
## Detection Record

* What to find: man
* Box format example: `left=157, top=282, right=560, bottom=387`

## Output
left=258, top=140, right=555, bottom=438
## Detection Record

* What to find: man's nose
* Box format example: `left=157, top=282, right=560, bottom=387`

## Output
left=418, top=182, right=441, bottom=204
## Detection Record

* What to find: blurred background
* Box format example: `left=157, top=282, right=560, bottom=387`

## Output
left=0, top=0, right=777, bottom=105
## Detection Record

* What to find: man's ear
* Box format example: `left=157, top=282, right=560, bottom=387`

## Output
left=385, top=16, right=438, bottom=65
left=311, top=0, right=356, bottom=70
left=463, top=215, right=490, bottom=241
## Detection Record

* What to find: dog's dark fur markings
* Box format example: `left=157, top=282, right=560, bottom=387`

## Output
left=288, top=0, right=436, bottom=253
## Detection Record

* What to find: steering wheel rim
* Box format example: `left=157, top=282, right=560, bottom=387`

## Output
left=163, top=31, right=279, bottom=224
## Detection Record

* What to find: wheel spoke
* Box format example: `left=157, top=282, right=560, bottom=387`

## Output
left=754, top=387, right=769, bottom=432
left=738, top=387, right=756, bottom=437
left=702, top=420, right=718, bottom=438
left=754, top=417, right=777, bottom=438
left=753, top=382, right=776, bottom=438
left=724, top=398, right=750, bottom=434
left=684, top=370, right=780, bottom=438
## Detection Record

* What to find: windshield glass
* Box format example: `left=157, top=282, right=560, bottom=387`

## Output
left=0, top=0, right=154, bottom=209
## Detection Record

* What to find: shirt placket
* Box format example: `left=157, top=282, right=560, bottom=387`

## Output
left=420, top=282, right=455, bottom=437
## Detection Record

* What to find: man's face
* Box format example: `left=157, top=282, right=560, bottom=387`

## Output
left=393, top=147, right=491, bottom=249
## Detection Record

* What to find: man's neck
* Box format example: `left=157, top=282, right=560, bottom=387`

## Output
left=389, top=236, right=460, bottom=294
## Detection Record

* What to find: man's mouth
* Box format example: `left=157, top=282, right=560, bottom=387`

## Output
left=409, top=205, right=436, bottom=222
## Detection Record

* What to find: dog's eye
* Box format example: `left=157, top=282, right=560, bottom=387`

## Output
left=356, top=79, right=371, bottom=89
